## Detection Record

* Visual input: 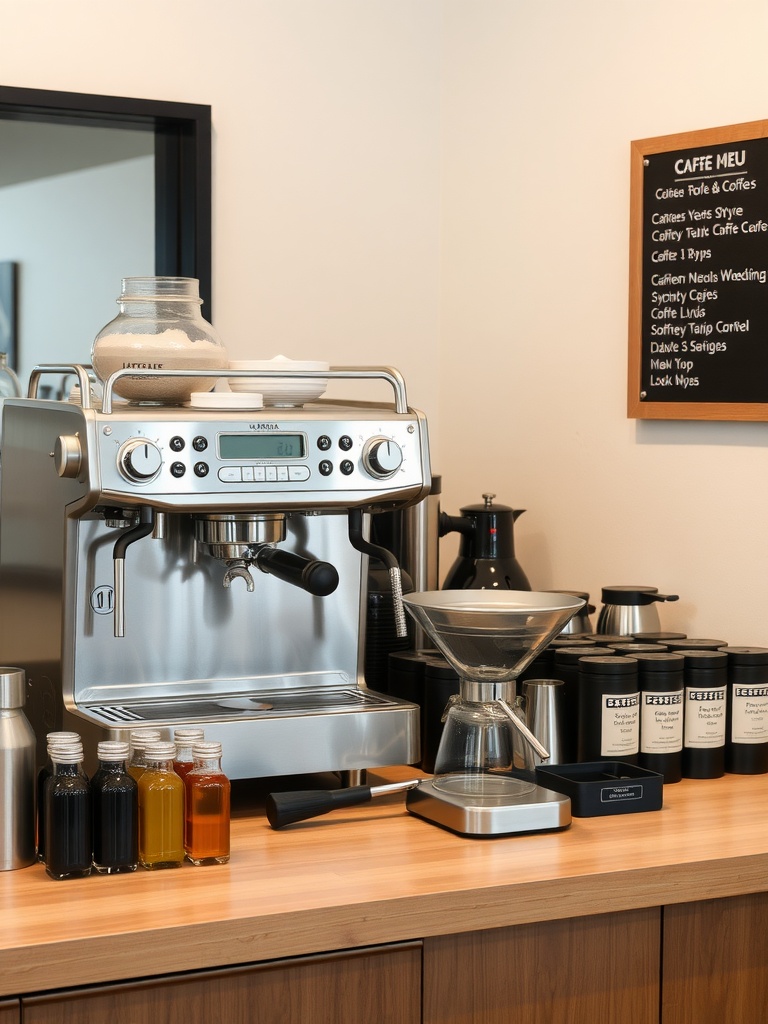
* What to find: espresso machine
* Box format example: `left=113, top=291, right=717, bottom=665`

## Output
left=0, top=364, right=430, bottom=779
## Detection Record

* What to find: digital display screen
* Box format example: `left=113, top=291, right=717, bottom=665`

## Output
left=218, top=433, right=306, bottom=460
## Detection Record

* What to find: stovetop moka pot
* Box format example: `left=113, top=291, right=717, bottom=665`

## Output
left=439, top=493, right=531, bottom=591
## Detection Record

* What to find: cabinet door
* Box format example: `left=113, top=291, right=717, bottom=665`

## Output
left=22, top=942, right=421, bottom=1024
left=663, top=893, right=768, bottom=1024
left=0, top=1000, right=19, bottom=1024
left=424, top=908, right=660, bottom=1024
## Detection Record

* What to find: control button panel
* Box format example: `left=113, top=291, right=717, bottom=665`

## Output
left=96, top=411, right=427, bottom=505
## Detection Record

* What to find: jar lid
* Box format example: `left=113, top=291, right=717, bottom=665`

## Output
left=632, top=632, right=687, bottom=641
left=665, top=638, right=727, bottom=651
left=579, top=655, right=638, bottom=674
left=722, top=646, right=768, bottom=663
left=679, top=650, right=728, bottom=667
left=0, top=667, right=26, bottom=709
left=633, top=651, right=685, bottom=670
left=608, top=643, right=668, bottom=654
left=554, top=646, right=612, bottom=664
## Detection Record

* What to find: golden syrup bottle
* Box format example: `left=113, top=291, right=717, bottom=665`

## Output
left=127, top=728, right=163, bottom=782
left=138, top=742, right=184, bottom=869
left=185, top=741, right=230, bottom=866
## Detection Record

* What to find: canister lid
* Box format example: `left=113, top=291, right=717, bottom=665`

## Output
left=722, top=646, right=768, bottom=665
left=578, top=655, right=638, bottom=675
left=678, top=649, right=728, bottom=667
left=554, top=646, right=612, bottom=665
left=0, top=667, right=26, bottom=709
left=665, top=638, right=727, bottom=651
left=633, top=652, right=685, bottom=671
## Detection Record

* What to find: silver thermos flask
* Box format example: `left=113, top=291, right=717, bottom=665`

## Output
left=0, top=667, right=36, bottom=869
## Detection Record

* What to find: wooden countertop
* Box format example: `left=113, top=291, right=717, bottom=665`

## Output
left=2, top=767, right=768, bottom=997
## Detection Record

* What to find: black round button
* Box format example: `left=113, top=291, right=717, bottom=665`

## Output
left=339, top=435, right=353, bottom=451
left=170, top=461, right=186, bottom=478
left=194, top=462, right=209, bottom=477
left=169, top=436, right=185, bottom=452
left=317, top=435, right=332, bottom=451
left=340, top=459, right=354, bottom=475
left=192, top=436, right=208, bottom=452
left=319, top=460, right=333, bottom=476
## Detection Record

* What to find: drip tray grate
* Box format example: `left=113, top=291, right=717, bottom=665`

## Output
left=87, top=689, right=391, bottom=725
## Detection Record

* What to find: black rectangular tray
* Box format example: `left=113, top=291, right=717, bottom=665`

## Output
left=535, top=761, right=663, bottom=817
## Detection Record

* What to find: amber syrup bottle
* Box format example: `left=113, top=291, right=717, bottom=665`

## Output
left=138, top=742, right=184, bottom=869
left=91, top=740, right=138, bottom=873
left=44, top=739, right=92, bottom=880
left=185, top=741, right=231, bottom=866
left=173, top=727, right=205, bottom=851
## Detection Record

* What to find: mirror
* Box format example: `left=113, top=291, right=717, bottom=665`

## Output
left=0, top=86, right=211, bottom=392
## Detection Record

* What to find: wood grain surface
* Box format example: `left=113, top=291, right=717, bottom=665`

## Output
left=1, top=768, right=767, bottom=996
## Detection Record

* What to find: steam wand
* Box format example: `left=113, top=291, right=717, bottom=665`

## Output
left=348, top=508, right=407, bottom=638
left=112, top=506, right=155, bottom=638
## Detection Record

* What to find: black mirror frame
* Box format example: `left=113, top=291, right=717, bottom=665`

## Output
left=0, top=85, right=212, bottom=319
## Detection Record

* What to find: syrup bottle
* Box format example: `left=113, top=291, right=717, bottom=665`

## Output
left=185, top=741, right=230, bottom=866
left=91, top=740, right=138, bottom=873
left=44, top=739, right=92, bottom=880
left=36, top=731, right=81, bottom=862
left=173, top=727, right=205, bottom=784
left=138, top=741, right=184, bottom=869
left=127, top=728, right=163, bottom=781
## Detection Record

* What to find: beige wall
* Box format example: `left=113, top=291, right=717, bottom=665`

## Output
left=3, top=0, right=768, bottom=642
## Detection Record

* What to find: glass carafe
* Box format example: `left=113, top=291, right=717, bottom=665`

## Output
left=432, top=692, right=537, bottom=799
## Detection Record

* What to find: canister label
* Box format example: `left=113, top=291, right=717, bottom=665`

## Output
left=641, top=690, right=683, bottom=753
left=600, top=693, right=640, bottom=756
left=684, top=687, right=726, bottom=748
left=731, top=685, right=768, bottom=744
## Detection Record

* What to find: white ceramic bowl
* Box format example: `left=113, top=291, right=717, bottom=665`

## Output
left=228, top=355, right=329, bottom=406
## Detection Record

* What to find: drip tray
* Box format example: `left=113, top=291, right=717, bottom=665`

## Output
left=87, top=689, right=390, bottom=725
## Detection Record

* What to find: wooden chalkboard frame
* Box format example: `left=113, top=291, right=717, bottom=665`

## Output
left=629, top=119, right=768, bottom=421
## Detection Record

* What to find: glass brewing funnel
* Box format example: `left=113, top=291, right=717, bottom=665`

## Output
left=402, top=590, right=584, bottom=800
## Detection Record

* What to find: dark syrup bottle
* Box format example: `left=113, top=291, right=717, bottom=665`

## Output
left=44, top=739, right=92, bottom=880
left=91, top=740, right=138, bottom=873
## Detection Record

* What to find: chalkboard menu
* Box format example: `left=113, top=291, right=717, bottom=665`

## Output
left=629, top=121, right=768, bottom=420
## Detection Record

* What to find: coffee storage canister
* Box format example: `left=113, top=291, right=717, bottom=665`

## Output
left=681, top=650, right=728, bottom=779
left=0, top=668, right=36, bottom=870
left=635, top=652, right=685, bottom=783
left=723, top=647, right=768, bottom=775
left=553, top=646, right=614, bottom=763
left=577, top=656, right=640, bottom=764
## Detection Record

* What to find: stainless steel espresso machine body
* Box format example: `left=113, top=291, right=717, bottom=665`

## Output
left=0, top=365, right=430, bottom=778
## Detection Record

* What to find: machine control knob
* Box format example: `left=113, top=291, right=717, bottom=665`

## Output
left=363, top=436, right=403, bottom=478
left=118, top=438, right=163, bottom=482
left=54, top=434, right=83, bottom=479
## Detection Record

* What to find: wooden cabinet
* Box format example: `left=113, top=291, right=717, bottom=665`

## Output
left=423, top=908, right=660, bottom=1024
left=0, top=1001, right=19, bottom=1024
left=663, top=892, right=768, bottom=1024
left=22, top=943, right=421, bottom=1024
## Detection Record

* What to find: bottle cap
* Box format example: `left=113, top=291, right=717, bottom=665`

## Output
left=143, top=741, right=176, bottom=762
left=174, top=727, right=205, bottom=743
left=51, top=741, right=84, bottom=764
left=97, top=740, right=130, bottom=761
left=0, top=667, right=26, bottom=709
left=192, top=741, right=223, bottom=759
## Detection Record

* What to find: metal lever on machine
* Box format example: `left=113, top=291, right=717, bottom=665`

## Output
left=112, top=506, right=155, bottom=638
left=348, top=508, right=408, bottom=638
left=253, top=546, right=339, bottom=597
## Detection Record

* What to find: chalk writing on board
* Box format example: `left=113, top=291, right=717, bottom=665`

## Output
left=641, top=137, right=768, bottom=404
